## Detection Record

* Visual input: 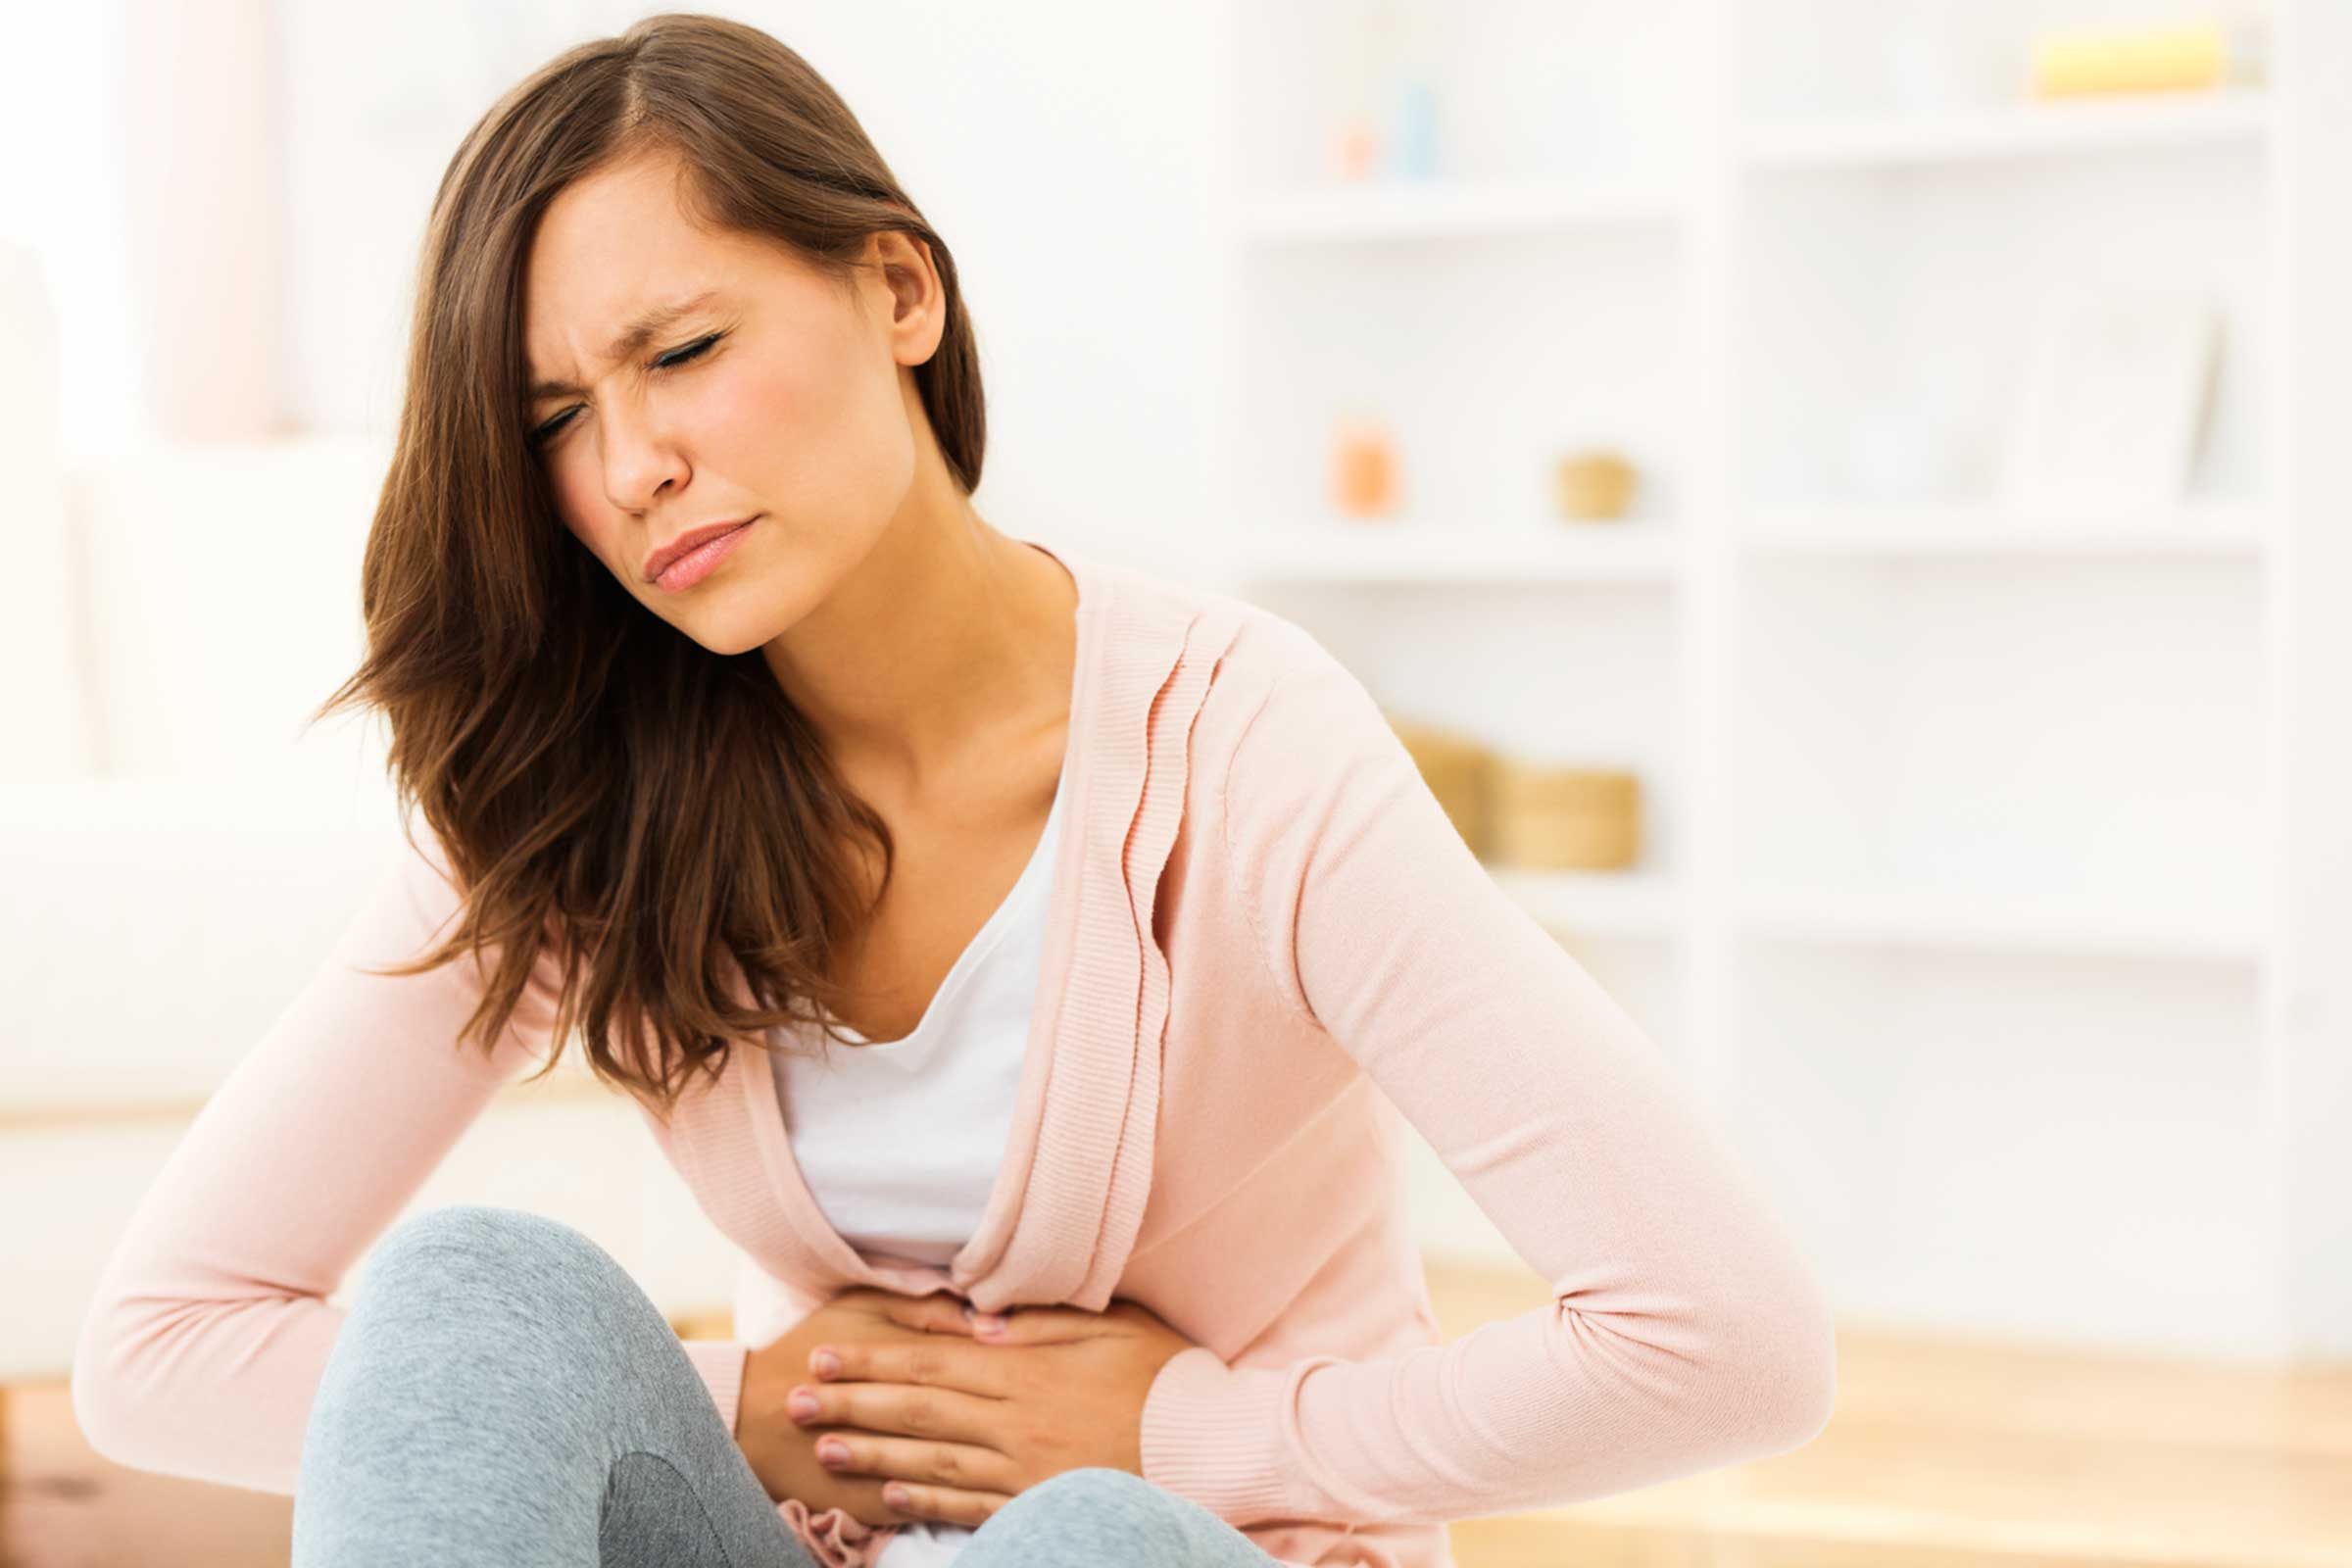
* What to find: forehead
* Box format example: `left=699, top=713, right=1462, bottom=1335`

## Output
left=521, top=152, right=745, bottom=389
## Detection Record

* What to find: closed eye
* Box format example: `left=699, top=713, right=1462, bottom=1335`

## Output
left=527, top=331, right=725, bottom=449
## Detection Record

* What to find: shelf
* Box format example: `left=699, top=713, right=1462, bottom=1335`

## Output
left=1740, top=89, right=2273, bottom=171
left=1237, top=176, right=1679, bottom=244
left=1739, top=885, right=2264, bottom=965
left=1212, top=2, right=2343, bottom=1367
left=1225, top=521, right=1680, bottom=585
left=1486, top=865, right=1680, bottom=941
left=1740, top=501, right=2266, bottom=559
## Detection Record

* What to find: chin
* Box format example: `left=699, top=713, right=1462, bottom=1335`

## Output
left=662, top=581, right=814, bottom=658
left=676, top=611, right=782, bottom=659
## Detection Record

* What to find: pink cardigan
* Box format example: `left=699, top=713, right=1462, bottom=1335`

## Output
left=72, top=539, right=1836, bottom=1568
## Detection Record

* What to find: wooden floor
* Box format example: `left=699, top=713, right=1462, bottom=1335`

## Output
left=10, top=1261, right=2349, bottom=1567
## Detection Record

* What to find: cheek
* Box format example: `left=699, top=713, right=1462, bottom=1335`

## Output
left=545, top=471, right=636, bottom=585
left=683, top=371, right=775, bottom=473
left=694, top=353, right=807, bottom=465
left=704, top=344, right=903, bottom=513
left=551, top=476, right=610, bottom=554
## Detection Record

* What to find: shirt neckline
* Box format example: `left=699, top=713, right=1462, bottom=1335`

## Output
left=735, top=534, right=1096, bottom=1296
left=812, top=734, right=1070, bottom=1054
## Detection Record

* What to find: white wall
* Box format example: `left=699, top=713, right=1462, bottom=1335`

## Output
left=0, top=0, right=1237, bottom=1383
left=11, top=0, right=2348, bottom=1379
left=274, top=0, right=1224, bottom=578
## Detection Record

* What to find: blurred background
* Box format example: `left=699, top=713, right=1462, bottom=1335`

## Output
left=5, top=0, right=2349, bottom=1564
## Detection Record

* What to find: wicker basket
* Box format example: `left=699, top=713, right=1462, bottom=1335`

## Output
left=1386, top=714, right=1495, bottom=857
left=1489, top=760, right=1641, bottom=869
left=1552, top=450, right=1638, bottom=521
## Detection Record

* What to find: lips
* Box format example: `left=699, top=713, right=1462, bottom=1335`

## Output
left=643, top=517, right=757, bottom=585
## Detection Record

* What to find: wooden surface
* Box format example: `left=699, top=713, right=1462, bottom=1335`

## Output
left=9, top=1260, right=2348, bottom=1567
left=1432, top=1265, right=2352, bottom=1568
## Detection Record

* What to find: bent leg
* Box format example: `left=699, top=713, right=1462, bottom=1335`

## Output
left=956, top=1467, right=1286, bottom=1567
left=290, top=1203, right=817, bottom=1568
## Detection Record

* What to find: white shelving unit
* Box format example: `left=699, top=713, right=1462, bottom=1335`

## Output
left=1229, top=518, right=1684, bottom=583
left=1207, top=0, right=2352, bottom=1365
left=1738, top=84, right=2276, bottom=168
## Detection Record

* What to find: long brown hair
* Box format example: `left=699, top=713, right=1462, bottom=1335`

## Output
left=308, top=13, right=987, bottom=1121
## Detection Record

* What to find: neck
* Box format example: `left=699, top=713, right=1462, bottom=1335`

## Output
left=758, top=477, right=1075, bottom=806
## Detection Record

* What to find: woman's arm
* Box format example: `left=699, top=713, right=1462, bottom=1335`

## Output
left=1137, top=642, right=1838, bottom=1529
left=68, top=826, right=753, bottom=1487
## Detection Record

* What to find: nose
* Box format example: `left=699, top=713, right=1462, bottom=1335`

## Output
left=598, top=394, right=690, bottom=514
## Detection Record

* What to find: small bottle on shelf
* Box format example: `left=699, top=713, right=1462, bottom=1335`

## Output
left=1332, top=414, right=1401, bottom=519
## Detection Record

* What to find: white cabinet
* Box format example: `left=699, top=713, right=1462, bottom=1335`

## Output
left=1212, top=0, right=2349, bottom=1362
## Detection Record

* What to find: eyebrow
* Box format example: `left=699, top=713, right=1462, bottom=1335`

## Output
left=525, top=288, right=722, bottom=403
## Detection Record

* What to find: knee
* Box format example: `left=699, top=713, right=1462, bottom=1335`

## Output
left=362, top=1204, right=626, bottom=1309
left=966, top=1469, right=1196, bottom=1565
left=1000, top=1466, right=1166, bottom=1525
left=1021, top=1468, right=1156, bottom=1506
left=373, top=1201, right=589, bottom=1263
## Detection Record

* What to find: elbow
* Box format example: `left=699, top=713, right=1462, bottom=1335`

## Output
left=71, top=1289, right=167, bottom=1473
left=1728, top=1280, right=1838, bottom=1459
left=71, top=1304, right=134, bottom=1469
left=1636, top=1258, right=1837, bottom=1468
left=1697, top=1221, right=1841, bottom=1459
left=1770, top=1308, right=1839, bottom=1454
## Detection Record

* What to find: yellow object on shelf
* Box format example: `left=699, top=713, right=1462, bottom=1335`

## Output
left=1490, top=760, right=1642, bottom=871
left=1387, top=712, right=1643, bottom=871
left=1553, top=449, right=1638, bottom=521
left=2029, top=24, right=2228, bottom=98
left=1387, top=714, right=1495, bottom=856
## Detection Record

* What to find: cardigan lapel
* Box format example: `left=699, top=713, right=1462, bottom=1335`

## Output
left=960, top=546, right=1246, bottom=1311
left=657, top=541, right=1246, bottom=1316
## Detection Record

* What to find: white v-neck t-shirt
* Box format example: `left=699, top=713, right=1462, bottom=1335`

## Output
left=768, top=755, right=1069, bottom=1568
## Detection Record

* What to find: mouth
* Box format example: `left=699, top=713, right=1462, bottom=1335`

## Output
left=643, top=515, right=760, bottom=587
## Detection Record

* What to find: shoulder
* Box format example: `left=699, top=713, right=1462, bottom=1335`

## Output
left=1092, top=555, right=1372, bottom=729
left=1094, top=562, right=1403, bottom=832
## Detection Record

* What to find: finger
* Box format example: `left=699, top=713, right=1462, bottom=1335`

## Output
left=961, top=1305, right=1105, bottom=1347
left=810, top=1430, right=1019, bottom=1498
left=860, top=1289, right=982, bottom=1339
left=882, top=1479, right=1010, bottom=1530
left=788, top=1378, right=1003, bottom=1445
left=809, top=1337, right=1012, bottom=1398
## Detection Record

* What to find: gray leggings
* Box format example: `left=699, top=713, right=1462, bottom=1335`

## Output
left=290, top=1203, right=1285, bottom=1567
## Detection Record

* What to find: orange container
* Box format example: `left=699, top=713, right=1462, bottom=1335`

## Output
left=1333, top=417, right=1400, bottom=517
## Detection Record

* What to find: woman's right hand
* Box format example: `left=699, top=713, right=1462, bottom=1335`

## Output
left=736, top=1285, right=1001, bottom=1528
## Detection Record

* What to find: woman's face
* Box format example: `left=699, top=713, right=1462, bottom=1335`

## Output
left=520, top=146, right=935, bottom=655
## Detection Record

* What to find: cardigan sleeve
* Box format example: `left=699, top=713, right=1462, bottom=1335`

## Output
left=1137, top=648, right=1838, bottom=1529
left=69, top=826, right=752, bottom=1490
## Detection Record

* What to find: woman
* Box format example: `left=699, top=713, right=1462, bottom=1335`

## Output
left=70, top=13, right=1837, bottom=1568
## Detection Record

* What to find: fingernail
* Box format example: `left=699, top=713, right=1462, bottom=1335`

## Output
left=972, top=1313, right=1006, bottom=1335
left=817, top=1438, right=849, bottom=1466
left=884, top=1484, right=910, bottom=1507
left=811, top=1348, right=841, bottom=1378
left=787, top=1389, right=818, bottom=1421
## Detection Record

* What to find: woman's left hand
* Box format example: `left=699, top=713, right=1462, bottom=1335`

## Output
left=783, top=1295, right=1200, bottom=1528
